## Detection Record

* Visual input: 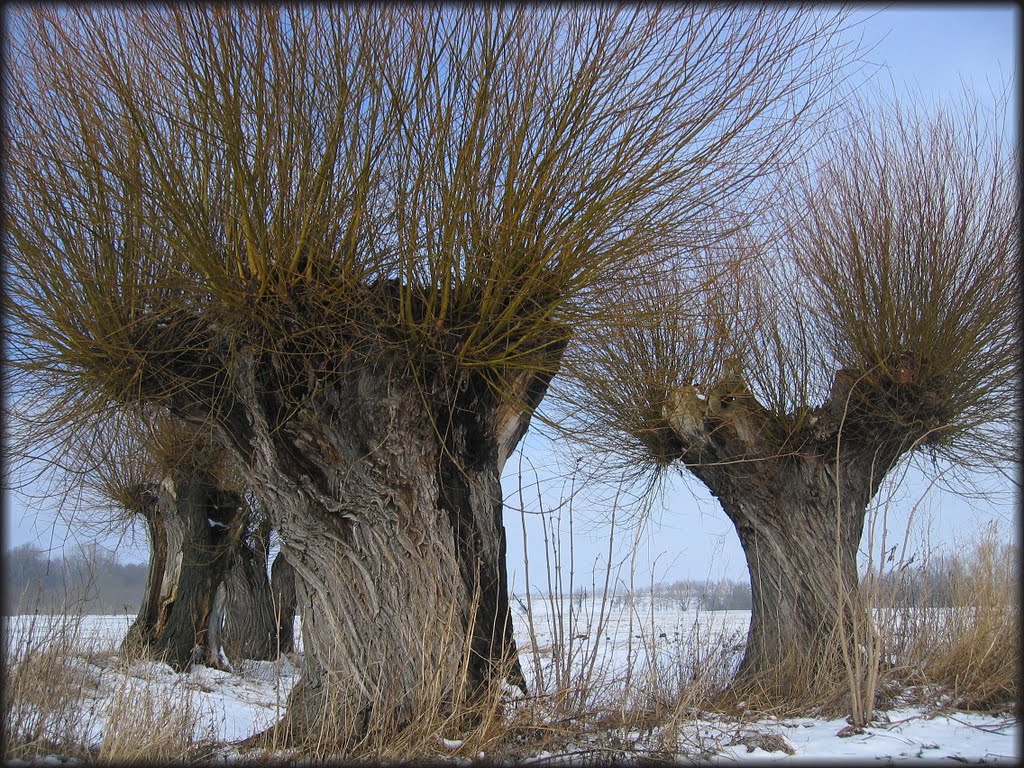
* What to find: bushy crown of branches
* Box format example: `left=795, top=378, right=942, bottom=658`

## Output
left=5, top=5, right=846, bottom=432
left=567, top=89, right=1019, bottom=483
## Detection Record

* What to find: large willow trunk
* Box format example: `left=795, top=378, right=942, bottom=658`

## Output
left=663, top=370, right=904, bottom=696
left=711, top=457, right=869, bottom=690
left=224, top=359, right=540, bottom=741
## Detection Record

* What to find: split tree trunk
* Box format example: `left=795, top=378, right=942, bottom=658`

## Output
left=121, top=472, right=264, bottom=670
left=662, top=369, right=903, bottom=696
left=207, top=519, right=279, bottom=665
left=122, top=493, right=167, bottom=654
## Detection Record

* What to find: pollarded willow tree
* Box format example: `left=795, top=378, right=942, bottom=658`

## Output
left=6, top=402, right=283, bottom=670
left=567, top=92, right=1020, bottom=696
left=109, top=419, right=285, bottom=671
left=4, top=5, right=851, bottom=739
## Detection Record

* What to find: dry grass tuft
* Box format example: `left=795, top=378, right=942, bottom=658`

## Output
left=894, top=524, right=1019, bottom=712
left=844, top=517, right=1019, bottom=723
left=3, top=611, right=101, bottom=761
left=710, top=645, right=853, bottom=721
left=252, top=656, right=525, bottom=762
left=96, top=674, right=215, bottom=764
left=3, top=601, right=215, bottom=763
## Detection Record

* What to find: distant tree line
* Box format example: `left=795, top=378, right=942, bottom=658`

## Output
left=646, top=545, right=1021, bottom=613
left=648, top=578, right=754, bottom=611
left=4, top=542, right=148, bottom=615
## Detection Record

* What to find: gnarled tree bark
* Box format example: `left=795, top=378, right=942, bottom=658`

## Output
left=208, top=517, right=279, bottom=665
left=122, top=490, right=168, bottom=655
left=127, top=288, right=565, bottom=742
left=270, top=549, right=297, bottom=655
left=225, top=360, right=550, bottom=740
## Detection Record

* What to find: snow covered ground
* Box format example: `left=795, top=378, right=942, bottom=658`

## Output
left=3, top=599, right=1019, bottom=763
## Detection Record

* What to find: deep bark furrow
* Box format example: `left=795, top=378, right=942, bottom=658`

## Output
left=439, top=374, right=529, bottom=693
left=227, top=367, right=472, bottom=733
left=149, top=323, right=566, bottom=740
left=270, top=551, right=297, bottom=654
left=215, top=533, right=278, bottom=663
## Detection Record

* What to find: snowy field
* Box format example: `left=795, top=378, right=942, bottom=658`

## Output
left=3, top=598, right=1019, bottom=763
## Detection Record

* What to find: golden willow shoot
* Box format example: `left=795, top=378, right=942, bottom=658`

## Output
left=5, top=5, right=849, bottom=429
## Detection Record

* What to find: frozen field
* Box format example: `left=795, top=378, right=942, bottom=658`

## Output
left=510, top=593, right=750, bottom=695
left=3, top=599, right=1019, bottom=763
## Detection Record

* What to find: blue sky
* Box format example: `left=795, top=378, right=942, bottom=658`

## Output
left=853, top=5, right=1018, bottom=105
left=4, top=6, right=1020, bottom=586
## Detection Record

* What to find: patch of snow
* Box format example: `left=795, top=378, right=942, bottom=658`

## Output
left=710, top=711, right=1020, bottom=764
left=4, top=611, right=1019, bottom=763
left=126, top=660, right=177, bottom=679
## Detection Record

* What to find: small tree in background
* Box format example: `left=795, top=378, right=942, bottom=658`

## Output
left=567, top=91, right=1019, bottom=701
left=12, top=406, right=283, bottom=669
left=5, top=5, right=850, bottom=740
